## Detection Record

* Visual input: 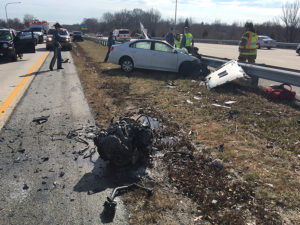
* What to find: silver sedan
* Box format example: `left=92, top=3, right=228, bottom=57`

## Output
left=108, top=39, right=200, bottom=73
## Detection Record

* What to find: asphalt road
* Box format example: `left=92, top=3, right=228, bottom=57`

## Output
left=195, top=43, right=300, bottom=70
left=0, top=48, right=128, bottom=224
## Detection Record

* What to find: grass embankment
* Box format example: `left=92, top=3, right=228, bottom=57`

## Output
left=71, top=40, right=300, bottom=224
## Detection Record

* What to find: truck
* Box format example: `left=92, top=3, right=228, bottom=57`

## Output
left=29, top=20, right=49, bottom=44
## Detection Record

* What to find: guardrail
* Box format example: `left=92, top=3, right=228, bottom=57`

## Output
left=84, top=35, right=300, bottom=87
left=202, top=55, right=300, bottom=87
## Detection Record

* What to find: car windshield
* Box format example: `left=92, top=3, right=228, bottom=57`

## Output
left=30, top=28, right=42, bottom=32
left=59, top=30, right=68, bottom=35
left=48, top=29, right=56, bottom=35
left=119, top=30, right=129, bottom=34
left=260, top=36, right=271, bottom=40
left=74, top=32, right=81, bottom=35
left=0, top=31, right=12, bottom=41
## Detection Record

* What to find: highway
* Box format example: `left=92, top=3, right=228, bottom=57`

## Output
left=0, top=44, right=127, bottom=224
left=195, top=43, right=300, bottom=70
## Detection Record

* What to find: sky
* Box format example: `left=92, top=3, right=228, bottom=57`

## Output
left=0, top=0, right=289, bottom=25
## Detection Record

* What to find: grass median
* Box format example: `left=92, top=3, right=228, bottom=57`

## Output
left=71, top=40, right=300, bottom=224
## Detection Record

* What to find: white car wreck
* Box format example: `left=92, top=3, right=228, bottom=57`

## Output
left=108, top=39, right=201, bottom=74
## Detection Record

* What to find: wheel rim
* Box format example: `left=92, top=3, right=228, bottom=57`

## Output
left=122, top=60, right=133, bottom=72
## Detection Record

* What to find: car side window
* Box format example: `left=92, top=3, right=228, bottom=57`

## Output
left=131, top=41, right=151, bottom=50
left=154, top=42, right=173, bottom=53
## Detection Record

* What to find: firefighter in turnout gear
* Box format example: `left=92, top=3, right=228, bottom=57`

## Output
left=49, top=23, right=63, bottom=71
left=238, top=22, right=258, bottom=63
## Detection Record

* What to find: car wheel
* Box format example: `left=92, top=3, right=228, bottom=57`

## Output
left=121, top=57, right=134, bottom=72
left=11, top=53, right=17, bottom=62
left=267, top=47, right=271, bottom=50
left=257, top=44, right=261, bottom=49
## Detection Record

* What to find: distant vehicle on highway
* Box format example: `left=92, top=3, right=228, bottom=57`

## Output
left=296, top=44, right=300, bottom=55
left=72, top=31, right=83, bottom=42
left=108, top=39, right=200, bottom=73
left=46, top=28, right=72, bottom=51
left=257, top=36, right=277, bottom=49
left=113, top=29, right=131, bottom=42
left=96, top=32, right=103, bottom=38
left=0, top=28, right=36, bottom=61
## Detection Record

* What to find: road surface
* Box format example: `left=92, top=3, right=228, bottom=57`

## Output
left=0, top=48, right=128, bottom=224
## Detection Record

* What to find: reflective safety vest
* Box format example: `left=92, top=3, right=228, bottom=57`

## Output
left=185, top=33, right=193, bottom=47
left=239, top=31, right=258, bottom=55
left=174, top=38, right=181, bottom=48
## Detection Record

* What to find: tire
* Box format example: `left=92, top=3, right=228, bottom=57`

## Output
left=267, top=47, right=271, bottom=50
left=11, top=53, right=17, bottom=62
left=120, top=57, right=134, bottom=73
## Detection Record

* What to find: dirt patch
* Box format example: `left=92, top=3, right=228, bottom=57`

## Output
left=71, top=40, right=300, bottom=224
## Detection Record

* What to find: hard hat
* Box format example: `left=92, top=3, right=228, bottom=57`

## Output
left=245, top=22, right=254, bottom=29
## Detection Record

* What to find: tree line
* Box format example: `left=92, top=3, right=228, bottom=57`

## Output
left=1, top=0, right=300, bottom=42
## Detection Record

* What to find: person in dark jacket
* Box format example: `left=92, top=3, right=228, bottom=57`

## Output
left=104, top=32, right=115, bottom=63
left=165, top=27, right=174, bottom=46
left=49, top=22, right=63, bottom=71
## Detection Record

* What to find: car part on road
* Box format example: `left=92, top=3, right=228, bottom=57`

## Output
left=32, top=115, right=50, bottom=124
left=102, top=183, right=152, bottom=221
left=205, top=60, right=247, bottom=90
left=94, top=116, right=153, bottom=167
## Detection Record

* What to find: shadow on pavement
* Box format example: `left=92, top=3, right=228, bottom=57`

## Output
left=19, top=70, right=51, bottom=77
left=74, top=157, right=145, bottom=223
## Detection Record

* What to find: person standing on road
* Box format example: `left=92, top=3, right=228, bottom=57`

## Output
left=104, top=32, right=115, bottom=63
left=49, top=23, right=63, bottom=71
left=238, top=22, right=258, bottom=85
left=180, top=27, right=194, bottom=53
left=238, top=22, right=258, bottom=64
left=165, top=27, right=175, bottom=46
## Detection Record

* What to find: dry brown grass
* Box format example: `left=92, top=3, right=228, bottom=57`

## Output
left=71, top=40, right=300, bottom=224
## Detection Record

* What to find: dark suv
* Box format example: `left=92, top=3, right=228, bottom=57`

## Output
left=72, top=31, right=83, bottom=42
left=0, top=28, right=36, bottom=61
left=296, top=44, right=300, bottom=56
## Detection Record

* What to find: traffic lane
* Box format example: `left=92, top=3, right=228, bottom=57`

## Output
left=0, top=51, right=128, bottom=225
left=195, top=43, right=300, bottom=70
left=0, top=44, right=49, bottom=130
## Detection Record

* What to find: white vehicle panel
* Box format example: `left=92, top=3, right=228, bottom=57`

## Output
left=205, top=60, right=246, bottom=90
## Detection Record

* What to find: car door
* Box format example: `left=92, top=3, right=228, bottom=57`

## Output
left=129, top=41, right=152, bottom=68
left=150, top=42, right=178, bottom=71
left=14, top=31, right=35, bottom=54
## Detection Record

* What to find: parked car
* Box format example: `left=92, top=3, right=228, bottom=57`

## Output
left=46, top=28, right=72, bottom=51
left=108, top=39, right=200, bottom=73
left=296, top=44, right=300, bottom=55
left=0, top=28, right=35, bottom=61
left=113, top=29, right=131, bottom=42
left=257, top=36, right=277, bottom=49
left=72, top=31, right=83, bottom=42
left=96, top=32, right=103, bottom=38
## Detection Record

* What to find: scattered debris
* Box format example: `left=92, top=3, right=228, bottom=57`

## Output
left=102, top=184, right=152, bottom=221
left=219, top=144, right=224, bottom=152
left=212, top=104, right=231, bottom=109
left=224, top=100, right=237, bottom=105
left=205, top=60, right=247, bottom=90
left=32, top=115, right=50, bottom=124
left=94, top=116, right=153, bottom=167
left=23, top=184, right=29, bottom=190
left=228, top=109, right=240, bottom=119
left=193, top=96, right=201, bottom=101
left=186, top=100, right=193, bottom=105
left=59, top=171, right=65, bottom=177
left=17, top=148, right=25, bottom=153
left=212, top=159, right=223, bottom=168
left=40, top=156, right=49, bottom=162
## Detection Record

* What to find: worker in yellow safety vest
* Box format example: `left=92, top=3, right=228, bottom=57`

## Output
left=180, top=27, right=194, bottom=53
left=174, top=33, right=181, bottom=48
left=239, top=22, right=259, bottom=86
left=238, top=22, right=258, bottom=63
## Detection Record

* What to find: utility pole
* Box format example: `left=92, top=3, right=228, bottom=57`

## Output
left=175, top=0, right=178, bottom=26
left=5, top=2, right=21, bottom=27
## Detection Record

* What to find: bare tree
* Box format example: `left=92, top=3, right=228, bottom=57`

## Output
left=280, top=0, right=300, bottom=42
